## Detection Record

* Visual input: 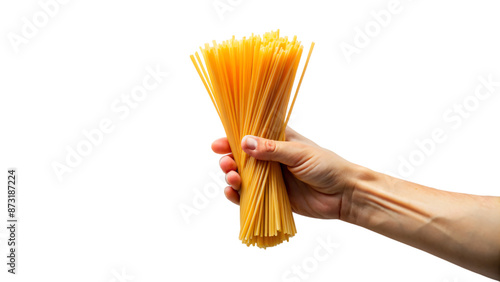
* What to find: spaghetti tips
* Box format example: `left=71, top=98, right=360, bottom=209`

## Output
left=191, top=30, right=314, bottom=248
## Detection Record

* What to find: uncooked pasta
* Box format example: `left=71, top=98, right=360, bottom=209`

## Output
left=191, top=30, right=314, bottom=248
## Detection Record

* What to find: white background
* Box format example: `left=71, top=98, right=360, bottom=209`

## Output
left=1, top=0, right=499, bottom=281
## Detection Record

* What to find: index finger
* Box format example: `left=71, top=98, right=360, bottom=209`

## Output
left=211, top=137, right=232, bottom=154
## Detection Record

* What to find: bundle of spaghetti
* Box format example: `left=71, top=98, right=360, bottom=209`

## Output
left=190, top=30, right=314, bottom=248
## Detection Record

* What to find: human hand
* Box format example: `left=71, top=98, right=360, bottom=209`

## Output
left=211, top=127, right=362, bottom=219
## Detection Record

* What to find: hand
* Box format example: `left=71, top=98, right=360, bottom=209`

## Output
left=211, top=127, right=362, bottom=219
left=212, top=128, right=500, bottom=279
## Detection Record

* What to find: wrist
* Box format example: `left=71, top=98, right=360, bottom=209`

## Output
left=339, top=164, right=382, bottom=224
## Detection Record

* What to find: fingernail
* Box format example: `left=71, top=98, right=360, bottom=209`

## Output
left=245, top=136, right=258, bottom=150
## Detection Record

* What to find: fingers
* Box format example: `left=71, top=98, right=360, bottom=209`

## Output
left=211, top=137, right=231, bottom=154
left=219, top=154, right=237, bottom=173
left=212, top=137, right=241, bottom=205
left=211, top=128, right=318, bottom=155
left=224, top=186, right=240, bottom=205
left=224, top=171, right=241, bottom=205
left=215, top=132, right=313, bottom=206
left=241, top=135, right=309, bottom=167
left=225, top=170, right=241, bottom=190
left=219, top=154, right=241, bottom=190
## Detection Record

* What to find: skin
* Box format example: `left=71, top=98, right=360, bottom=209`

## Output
left=212, top=127, right=500, bottom=280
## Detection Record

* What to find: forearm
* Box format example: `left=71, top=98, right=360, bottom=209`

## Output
left=341, top=166, right=500, bottom=279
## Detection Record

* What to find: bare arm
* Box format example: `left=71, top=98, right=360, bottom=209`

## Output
left=212, top=128, right=500, bottom=279
left=343, top=168, right=500, bottom=279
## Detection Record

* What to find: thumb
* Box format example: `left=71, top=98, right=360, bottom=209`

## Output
left=241, top=135, right=308, bottom=167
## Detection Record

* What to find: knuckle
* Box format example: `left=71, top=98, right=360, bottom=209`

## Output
left=264, top=139, right=277, bottom=153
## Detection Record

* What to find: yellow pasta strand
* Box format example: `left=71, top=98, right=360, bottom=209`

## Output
left=191, top=30, right=314, bottom=248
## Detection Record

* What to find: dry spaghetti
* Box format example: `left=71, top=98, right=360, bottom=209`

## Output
left=191, top=30, right=314, bottom=248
